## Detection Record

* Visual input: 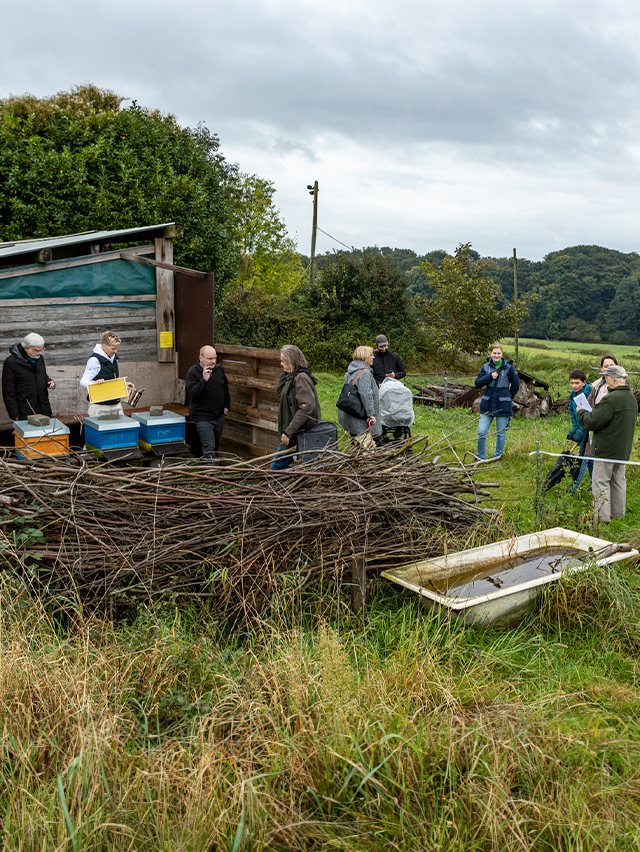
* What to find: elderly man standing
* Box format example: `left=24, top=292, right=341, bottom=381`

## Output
left=186, top=345, right=230, bottom=463
left=577, top=365, right=638, bottom=523
left=2, top=332, right=55, bottom=421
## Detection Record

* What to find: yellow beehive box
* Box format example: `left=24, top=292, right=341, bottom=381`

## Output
left=14, top=418, right=70, bottom=459
left=87, top=377, right=128, bottom=403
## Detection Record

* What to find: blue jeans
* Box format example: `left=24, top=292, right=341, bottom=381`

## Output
left=196, top=417, right=225, bottom=463
left=270, top=444, right=296, bottom=470
left=476, top=414, right=510, bottom=459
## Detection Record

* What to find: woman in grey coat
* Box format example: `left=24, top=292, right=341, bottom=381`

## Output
left=337, top=345, right=382, bottom=440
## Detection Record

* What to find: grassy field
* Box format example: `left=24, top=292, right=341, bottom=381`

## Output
left=2, top=342, right=640, bottom=850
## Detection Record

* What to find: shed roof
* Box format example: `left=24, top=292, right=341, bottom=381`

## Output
left=0, top=223, right=176, bottom=265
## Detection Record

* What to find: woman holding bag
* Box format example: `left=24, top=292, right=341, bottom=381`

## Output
left=337, top=346, right=381, bottom=449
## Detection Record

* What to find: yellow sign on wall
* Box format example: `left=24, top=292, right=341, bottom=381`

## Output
left=159, top=331, right=173, bottom=348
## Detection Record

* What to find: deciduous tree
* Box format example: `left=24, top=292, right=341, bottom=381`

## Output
left=0, top=85, right=239, bottom=292
left=417, top=243, right=529, bottom=356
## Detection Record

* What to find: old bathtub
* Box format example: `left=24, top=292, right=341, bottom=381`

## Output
left=381, top=527, right=638, bottom=627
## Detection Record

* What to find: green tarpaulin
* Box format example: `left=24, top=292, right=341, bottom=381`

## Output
left=0, top=257, right=156, bottom=301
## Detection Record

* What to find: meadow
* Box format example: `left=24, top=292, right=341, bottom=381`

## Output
left=1, top=340, right=640, bottom=850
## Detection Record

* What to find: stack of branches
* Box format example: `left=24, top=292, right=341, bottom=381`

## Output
left=0, top=445, right=496, bottom=618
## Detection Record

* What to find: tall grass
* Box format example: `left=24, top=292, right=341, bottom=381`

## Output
left=3, top=573, right=640, bottom=850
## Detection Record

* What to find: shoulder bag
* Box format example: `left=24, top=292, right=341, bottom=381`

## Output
left=336, top=368, right=367, bottom=419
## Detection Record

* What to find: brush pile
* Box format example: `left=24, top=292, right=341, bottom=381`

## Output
left=0, top=446, right=496, bottom=617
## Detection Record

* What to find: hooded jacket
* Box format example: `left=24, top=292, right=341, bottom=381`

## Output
left=276, top=368, right=322, bottom=439
left=568, top=382, right=591, bottom=443
left=337, top=360, right=382, bottom=437
left=80, top=343, right=120, bottom=404
left=1, top=343, right=52, bottom=421
left=372, top=348, right=406, bottom=386
left=475, top=357, right=519, bottom=417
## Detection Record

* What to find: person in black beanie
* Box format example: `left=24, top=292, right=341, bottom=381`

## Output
left=185, top=345, right=230, bottom=463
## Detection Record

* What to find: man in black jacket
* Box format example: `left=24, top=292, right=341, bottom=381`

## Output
left=2, top=333, right=55, bottom=421
left=372, top=335, right=406, bottom=387
left=185, top=345, right=230, bottom=462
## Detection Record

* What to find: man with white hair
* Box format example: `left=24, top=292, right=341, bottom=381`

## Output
left=577, top=364, right=638, bottom=522
left=2, top=333, right=55, bottom=421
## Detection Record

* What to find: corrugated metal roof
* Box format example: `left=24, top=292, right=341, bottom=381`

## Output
left=0, top=223, right=175, bottom=260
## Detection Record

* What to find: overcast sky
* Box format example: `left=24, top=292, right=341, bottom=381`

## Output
left=3, top=0, right=640, bottom=260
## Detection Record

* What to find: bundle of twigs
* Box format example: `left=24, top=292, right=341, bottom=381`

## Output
left=0, top=444, right=496, bottom=615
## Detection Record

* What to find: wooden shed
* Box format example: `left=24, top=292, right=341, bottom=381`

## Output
left=0, top=223, right=213, bottom=429
left=0, top=224, right=281, bottom=457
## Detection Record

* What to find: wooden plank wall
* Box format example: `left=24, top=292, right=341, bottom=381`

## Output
left=0, top=303, right=157, bottom=366
left=215, top=344, right=281, bottom=457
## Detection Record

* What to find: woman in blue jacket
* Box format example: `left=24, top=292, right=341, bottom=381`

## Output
left=474, top=342, right=519, bottom=460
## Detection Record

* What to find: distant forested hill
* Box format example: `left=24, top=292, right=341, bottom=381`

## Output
left=311, top=244, right=640, bottom=344
left=488, top=245, right=640, bottom=344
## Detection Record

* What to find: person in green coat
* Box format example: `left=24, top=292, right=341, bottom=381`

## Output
left=576, top=365, right=638, bottom=522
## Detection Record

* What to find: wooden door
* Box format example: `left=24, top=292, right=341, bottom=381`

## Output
left=174, top=271, right=214, bottom=379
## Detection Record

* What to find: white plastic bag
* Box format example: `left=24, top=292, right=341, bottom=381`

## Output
left=379, top=378, right=415, bottom=427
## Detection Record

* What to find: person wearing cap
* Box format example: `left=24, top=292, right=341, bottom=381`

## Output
left=372, top=335, right=406, bottom=387
left=2, top=332, right=55, bottom=421
left=576, top=365, right=638, bottom=523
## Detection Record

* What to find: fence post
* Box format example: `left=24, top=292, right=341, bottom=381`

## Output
left=535, top=441, right=542, bottom=521
left=351, top=554, right=366, bottom=613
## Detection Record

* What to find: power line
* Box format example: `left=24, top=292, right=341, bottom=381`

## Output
left=316, top=226, right=353, bottom=251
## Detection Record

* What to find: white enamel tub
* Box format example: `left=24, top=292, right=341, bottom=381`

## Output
left=381, top=527, right=639, bottom=627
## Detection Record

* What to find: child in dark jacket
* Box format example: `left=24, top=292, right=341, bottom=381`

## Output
left=567, top=369, right=592, bottom=491
left=567, top=370, right=591, bottom=444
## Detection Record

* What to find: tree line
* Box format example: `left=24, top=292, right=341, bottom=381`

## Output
left=376, top=244, right=640, bottom=346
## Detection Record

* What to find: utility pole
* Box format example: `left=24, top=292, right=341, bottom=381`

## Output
left=307, top=181, right=318, bottom=285
left=513, top=247, right=519, bottom=363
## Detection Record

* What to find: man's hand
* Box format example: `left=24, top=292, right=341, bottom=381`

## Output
left=203, top=366, right=212, bottom=381
left=386, top=372, right=395, bottom=378
left=47, top=380, right=56, bottom=390
left=224, top=407, right=229, bottom=415
left=281, top=432, right=290, bottom=445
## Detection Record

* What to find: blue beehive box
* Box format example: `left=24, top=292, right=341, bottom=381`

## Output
left=83, top=415, right=140, bottom=450
left=131, top=410, right=186, bottom=446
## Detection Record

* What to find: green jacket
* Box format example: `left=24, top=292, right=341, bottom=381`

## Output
left=577, top=384, right=638, bottom=461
